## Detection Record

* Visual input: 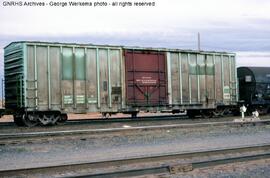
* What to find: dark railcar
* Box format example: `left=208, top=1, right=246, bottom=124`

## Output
left=237, top=67, right=270, bottom=113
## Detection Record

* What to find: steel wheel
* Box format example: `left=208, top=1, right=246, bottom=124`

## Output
left=131, top=112, right=137, bottom=118
left=201, top=110, right=213, bottom=118
left=38, top=114, right=59, bottom=126
left=22, top=114, right=38, bottom=127
left=13, top=115, right=24, bottom=126
left=213, top=109, right=225, bottom=117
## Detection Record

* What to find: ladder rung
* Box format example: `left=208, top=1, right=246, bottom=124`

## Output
left=26, top=97, right=38, bottom=99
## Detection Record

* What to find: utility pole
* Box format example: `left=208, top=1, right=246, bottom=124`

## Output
left=198, top=32, right=201, bottom=51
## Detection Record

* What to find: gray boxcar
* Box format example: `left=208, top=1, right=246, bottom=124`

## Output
left=5, top=41, right=124, bottom=126
left=165, top=50, right=237, bottom=117
left=4, top=41, right=237, bottom=126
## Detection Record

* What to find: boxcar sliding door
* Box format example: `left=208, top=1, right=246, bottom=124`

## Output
left=125, top=50, right=167, bottom=106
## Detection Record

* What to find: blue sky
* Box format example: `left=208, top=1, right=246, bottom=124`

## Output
left=0, top=0, right=270, bottom=70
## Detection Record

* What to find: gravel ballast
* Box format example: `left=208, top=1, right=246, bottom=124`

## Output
left=1, top=123, right=270, bottom=171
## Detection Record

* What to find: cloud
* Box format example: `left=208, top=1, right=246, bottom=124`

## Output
left=0, top=0, right=270, bottom=66
left=0, top=0, right=269, bottom=99
left=236, top=51, right=270, bottom=67
left=1, top=0, right=270, bottom=36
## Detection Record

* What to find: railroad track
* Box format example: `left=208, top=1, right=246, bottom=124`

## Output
left=1, top=143, right=270, bottom=177
left=1, top=114, right=269, bottom=128
left=0, top=113, right=187, bottom=127
left=0, top=119, right=269, bottom=145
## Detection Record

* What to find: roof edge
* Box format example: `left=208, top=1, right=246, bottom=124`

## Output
left=4, top=41, right=236, bottom=55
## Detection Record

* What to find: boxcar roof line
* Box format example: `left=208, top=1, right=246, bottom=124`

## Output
left=4, top=41, right=235, bottom=56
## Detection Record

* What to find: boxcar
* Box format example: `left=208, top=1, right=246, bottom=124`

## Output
left=237, top=67, right=270, bottom=114
left=4, top=41, right=238, bottom=126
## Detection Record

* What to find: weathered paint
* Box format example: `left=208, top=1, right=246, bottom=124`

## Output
left=96, top=48, right=100, bottom=108
left=4, top=41, right=237, bottom=114
left=125, top=50, right=167, bottom=106
left=178, top=53, right=183, bottom=104
left=5, top=42, right=123, bottom=113
left=47, top=46, right=51, bottom=109
left=166, top=51, right=236, bottom=109
left=166, top=52, right=172, bottom=105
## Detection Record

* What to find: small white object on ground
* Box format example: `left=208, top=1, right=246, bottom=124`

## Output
left=252, top=110, right=259, bottom=119
left=240, top=105, right=247, bottom=119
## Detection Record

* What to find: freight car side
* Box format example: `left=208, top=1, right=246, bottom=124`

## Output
left=4, top=41, right=238, bottom=126
left=123, top=48, right=238, bottom=118
left=167, top=51, right=238, bottom=117
left=4, top=42, right=125, bottom=126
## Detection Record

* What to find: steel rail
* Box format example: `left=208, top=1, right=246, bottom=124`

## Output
left=0, top=119, right=269, bottom=142
left=1, top=114, right=269, bottom=128
left=78, top=152, right=270, bottom=178
left=0, top=122, right=13, bottom=126
left=0, top=113, right=187, bottom=127
left=66, top=113, right=187, bottom=124
left=1, top=143, right=270, bottom=177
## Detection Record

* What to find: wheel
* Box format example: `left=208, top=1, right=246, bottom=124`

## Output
left=213, top=109, right=225, bottom=117
left=13, top=115, right=25, bottom=126
left=131, top=112, right=138, bottom=118
left=102, top=113, right=110, bottom=119
left=201, top=110, right=213, bottom=118
left=232, top=109, right=240, bottom=116
left=38, top=114, right=60, bottom=126
left=59, top=114, right=68, bottom=122
left=55, top=114, right=67, bottom=125
left=22, top=113, right=38, bottom=127
left=186, top=110, right=196, bottom=118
